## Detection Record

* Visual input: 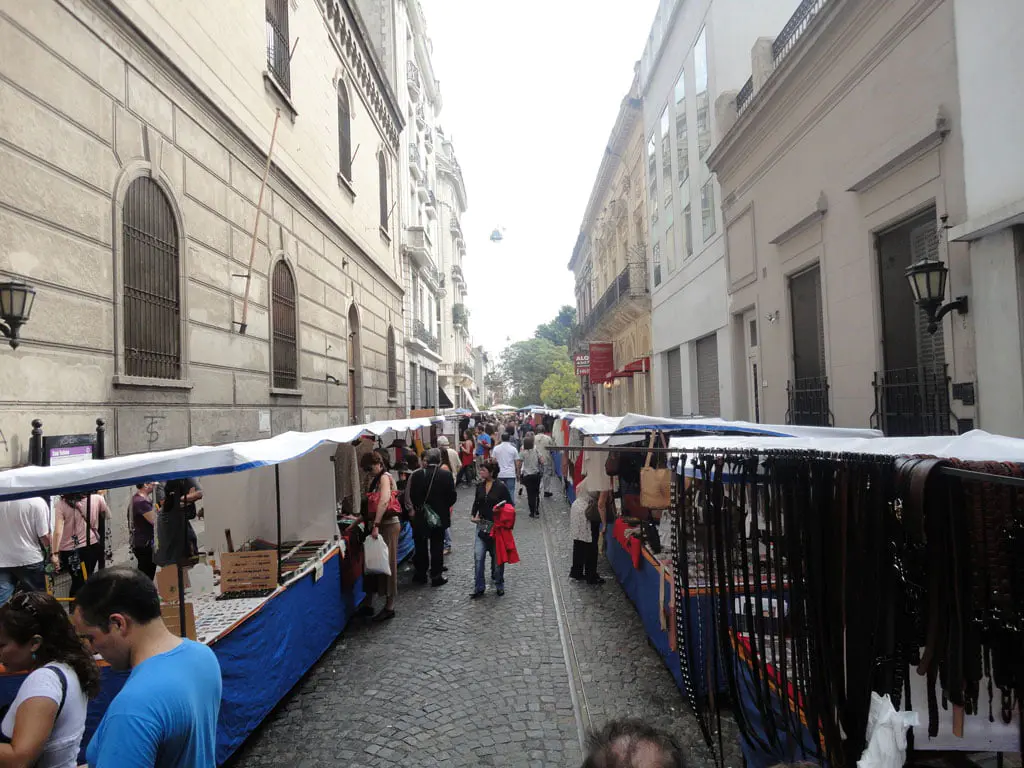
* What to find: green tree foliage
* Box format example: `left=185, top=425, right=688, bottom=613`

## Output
left=500, top=338, right=570, bottom=407
left=540, top=360, right=580, bottom=409
left=534, top=305, right=576, bottom=348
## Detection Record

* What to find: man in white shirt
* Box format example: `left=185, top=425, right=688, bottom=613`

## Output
left=533, top=425, right=556, bottom=498
left=491, top=432, right=521, bottom=499
left=0, top=496, right=51, bottom=606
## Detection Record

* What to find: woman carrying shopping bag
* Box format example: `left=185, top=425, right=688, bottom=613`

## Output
left=361, top=452, right=401, bottom=622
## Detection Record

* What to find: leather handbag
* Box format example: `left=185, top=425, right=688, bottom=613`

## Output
left=640, top=432, right=672, bottom=510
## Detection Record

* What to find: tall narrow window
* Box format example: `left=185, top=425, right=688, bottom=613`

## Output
left=647, top=136, right=658, bottom=224
left=123, top=176, right=182, bottom=380
left=660, top=108, right=672, bottom=211
left=266, top=0, right=291, bottom=95
left=701, top=179, right=716, bottom=240
left=674, top=71, right=689, bottom=186
left=378, top=152, right=389, bottom=231
left=695, top=27, right=710, bottom=158
left=271, top=260, right=298, bottom=389
left=338, top=84, right=352, bottom=181
left=386, top=326, right=398, bottom=399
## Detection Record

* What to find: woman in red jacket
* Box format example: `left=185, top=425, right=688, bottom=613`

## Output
left=469, top=461, right=511, bottom=598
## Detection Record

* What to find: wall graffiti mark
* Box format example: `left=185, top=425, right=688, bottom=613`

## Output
left=145, top=415, right=165, bottom=448
left=0, top=428, right=7, bottom=453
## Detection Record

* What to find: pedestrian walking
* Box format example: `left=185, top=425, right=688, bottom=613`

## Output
left=0, top=496, right=50, bottom=607
left=457, top=430, right=476, bottom=486
left=154, top=478, right=203, bottom=568
left=581, top=719, right=688, bottom=768
left=408, top=449, right=457, bottom=587
left=534, top=424, right=556, bottom=498
left=492, top=431, right=520, bottom=499
left=0, top=591, right=101, bottom=768
left=569, top=479, right=607, bottom=585
left=518, top=434, right=544, bottom=518
left=361, top=451, right=401, bottom=622
left=73, top=566, right=222, bottom=768
left=437, top=437, right=461, bottom=555
left=469, top=461, right=512, bottom=598
left=128, top=483, right=158, bottom=580
left=52, top=492, right=109, bottom=598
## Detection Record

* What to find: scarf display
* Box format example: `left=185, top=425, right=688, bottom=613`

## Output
left=671, top=449, right=1024, bottom=768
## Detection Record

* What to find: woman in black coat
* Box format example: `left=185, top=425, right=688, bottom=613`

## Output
left=470, top=460, right=512, bottom=597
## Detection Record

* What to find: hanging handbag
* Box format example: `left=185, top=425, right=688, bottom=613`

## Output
left=640, top=432, right=672, bottom=509
left=420, top=468, right=444, bottom=530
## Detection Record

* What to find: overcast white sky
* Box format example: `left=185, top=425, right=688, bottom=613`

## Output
left=421, top=0, right=661, bottom=358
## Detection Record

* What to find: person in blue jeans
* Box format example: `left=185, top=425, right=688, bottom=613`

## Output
left=470, top=461, right=512, bottom=598
left=0, top=497, right=51, bottom=607
left=72, top=565, right=222, bottom=768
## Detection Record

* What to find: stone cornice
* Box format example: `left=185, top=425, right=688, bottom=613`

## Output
left=319, top=0, right=404, bottom=153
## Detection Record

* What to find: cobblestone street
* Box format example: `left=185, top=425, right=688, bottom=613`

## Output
left=231, top=486, right=738, bottom=767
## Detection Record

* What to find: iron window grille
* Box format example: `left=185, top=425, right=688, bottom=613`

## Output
left=122, top=177, right=182, bottom=380
left=786, top=377, right=833, bottom=427
left=266, top=0, right=291, bottom=95
left=386, top=327, right=398, bottom=399
left=271, top=260, right=298, bottom=389
left=871, top=365, right=954, bottom=437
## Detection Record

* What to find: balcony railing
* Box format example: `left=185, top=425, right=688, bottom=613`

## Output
left=454, top=362, right=473, bottom=377
left=736, top=76, right=754, bottom=114
left=786, top=376, right=833, bottom=427
left=575, top=260, right=649, bottom=341
left=414, top=319, right=439, bottom=353
left=870, top=365, right=954, bottom=437
left=403, top=225, right=433, bottom=267
left=773, top=0, right=829, bottom=64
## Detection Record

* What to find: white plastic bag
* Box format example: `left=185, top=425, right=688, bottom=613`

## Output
left=857, top=692, right=919, bottom=768
left=364, top=535, right=391, bottom=576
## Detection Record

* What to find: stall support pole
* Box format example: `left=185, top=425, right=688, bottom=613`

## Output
left=176, top=565, right=187, bottom=639
left=275, top=465, right=283, bottom=585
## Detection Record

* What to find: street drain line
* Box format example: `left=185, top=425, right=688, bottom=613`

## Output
left=540, top=502, right=591, bottom=754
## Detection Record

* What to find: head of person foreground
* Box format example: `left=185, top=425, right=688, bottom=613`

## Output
left=582, top=719, right=688, bottom=768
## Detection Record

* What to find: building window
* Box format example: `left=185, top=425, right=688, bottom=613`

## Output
left=386, top=326, right=398, bottom=400
left=647, top=135, right=658, bottom=225
left=271, top=259, right=298, bottom=390
left=701, top=179, right=716, bottom=241
left=652, top=242, right=662, bottom=287
left=338, top=83, right=352, bottom=181
left=684, top=205, right=693, bottom=257
left=660, top=108, right=672, bottom=210
left=265, top=0, right=291, bottom=95
left=664, top=223, right=675, bottom=275
left=674, top=71, right=688, bottom=186
left=695, top=28, right=710, bottom=159
left=123, top=176, right=182, bottom=380
left=378, top=151, right=389, bottom=231
left=409, top=362, right=419, bottom=407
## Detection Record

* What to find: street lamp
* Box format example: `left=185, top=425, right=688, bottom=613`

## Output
left=904, top=258, right=967, bottom=335
left=0, top=280, right=36, bottom=349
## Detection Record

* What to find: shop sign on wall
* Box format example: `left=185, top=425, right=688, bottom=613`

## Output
left=588, top=343, right=614, bottom=383
left=573, top=353, right=590, bottom=376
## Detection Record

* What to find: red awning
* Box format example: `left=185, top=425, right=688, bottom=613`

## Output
left=624, top=357, right=651, bottom=374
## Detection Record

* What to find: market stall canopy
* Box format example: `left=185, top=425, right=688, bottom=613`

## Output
left=571, top=413, right=881, bottom=446
left=490, top=404, right=517, bottom=412
left=0, top=416, right=443, bottom=501
left=667, top=429, right=1024, bottom=462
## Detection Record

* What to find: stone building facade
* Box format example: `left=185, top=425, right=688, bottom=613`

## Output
left=569, top=71, right=653, bottom=417
left=0, top=0, right=406, bottom=467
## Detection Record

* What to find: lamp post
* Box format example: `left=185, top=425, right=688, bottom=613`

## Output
left=0, top=280, right=37, bottom=349
left=904, top=257, right=967, bottom=335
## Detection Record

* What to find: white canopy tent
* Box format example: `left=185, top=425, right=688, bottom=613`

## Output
left=569, top=413, right=882, bottom=446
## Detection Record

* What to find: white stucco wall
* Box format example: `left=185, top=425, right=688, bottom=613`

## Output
left=953, top=0, right=1024, bottom=221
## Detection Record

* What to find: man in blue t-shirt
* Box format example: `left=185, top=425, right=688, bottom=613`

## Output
left=72, top=565, right=222, bottom=768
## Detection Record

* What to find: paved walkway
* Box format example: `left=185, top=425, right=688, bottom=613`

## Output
left=231, top=485, right=739, bottom=767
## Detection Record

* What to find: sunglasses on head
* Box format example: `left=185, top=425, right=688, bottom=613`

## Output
left=9, top=593, right=39, bottom=617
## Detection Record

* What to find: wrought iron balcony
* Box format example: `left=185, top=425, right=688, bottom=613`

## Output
left=454, top=362, right=473, bottom=377
left=407, top=61, right=421, bottom=102
left=575, top=259, right=649, bottom=341
left=786, top=377, right=833, bottom=427
left=773, top=0, right=830, bottom=64
left=409, top=145, right=423, bottom=180
left=870, top=365, right=954, bottom=436
left=414, top=319, right=439, bottom=353
left=736, top=76, right=754, bottom=114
